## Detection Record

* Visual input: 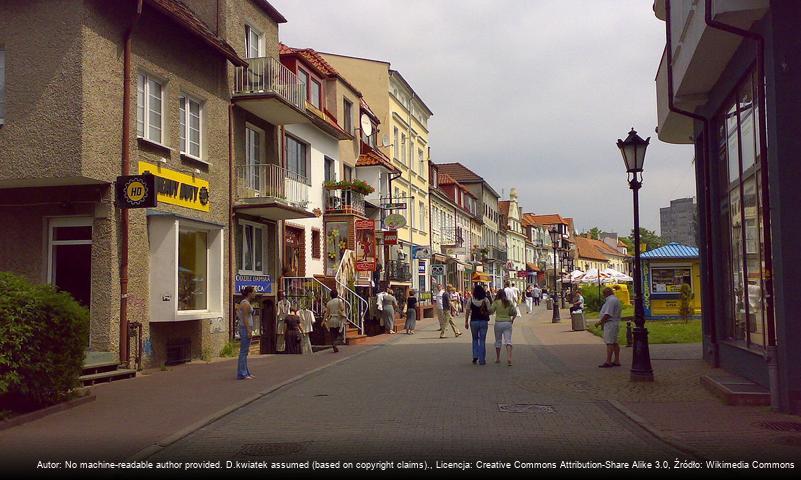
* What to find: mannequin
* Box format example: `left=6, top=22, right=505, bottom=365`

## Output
left=276, top=290, right=291, bottom=353
left=298, top=295, right=316, bottom=355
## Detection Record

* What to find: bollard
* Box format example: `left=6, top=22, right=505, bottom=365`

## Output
left=625, top=320, right=633, bottom=347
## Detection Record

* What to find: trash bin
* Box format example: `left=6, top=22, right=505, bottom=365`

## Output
left=571, top=310, right=586, bottom=331
left=546, top=298, right=553, bottom=310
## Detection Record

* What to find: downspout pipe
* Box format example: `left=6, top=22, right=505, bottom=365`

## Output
left=664, top=0, right=717, bottom=365
left=703, top=0, right=778, bottom=409
left=228, top=103, right=235, bottom=340
left=120, top=0, right=143, bottom=366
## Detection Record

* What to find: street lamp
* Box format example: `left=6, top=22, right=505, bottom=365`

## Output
left=548, top=226, right=561, bottom=322
left=617, top=127, right=654, bottom=382
left=560, top=249, right=570, bottom=308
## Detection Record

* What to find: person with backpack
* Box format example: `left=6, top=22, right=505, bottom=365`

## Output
left=490, top=289, right=518, bottom=366
left=464, top=284, right=492, bottom=365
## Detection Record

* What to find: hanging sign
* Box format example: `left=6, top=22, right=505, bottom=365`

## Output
left=235, top=274, right=273, bottom=294
left=355, top=219, right=377, bottom=271
left=413, top=246, right=432, bottom=260
left=431, top=264, right=445, bottom=276
left=384, top=213, right=406, bottom=229
left=383, top=230, right=398, bottom=245
left=381, top=202, right=407, bottom=210
left=138, top=161, right=210, bottom=212
left=116, top=173, right=157, bottom=209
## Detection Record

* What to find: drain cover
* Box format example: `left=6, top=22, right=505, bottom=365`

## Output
left=758, top=422, right=801, bottom=432
left=237, top=442, right=308, bottom=456
left=498, top=403, right=555, bottom=414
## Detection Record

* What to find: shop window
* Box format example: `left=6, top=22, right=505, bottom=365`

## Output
left=650, top=267, right=691, bottom=294
left=178, top=229, right=208, bottom=311
left=312, top=229, right=321, bottom=259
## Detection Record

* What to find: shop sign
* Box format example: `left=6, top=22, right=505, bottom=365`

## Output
left=381, top=202, right=407, bottom=210
left=383, top=230, right=398, bottom=245
left=413, top=246, right=432, bottom=260
left=139, top=161, right=210, bottom=212
left=420, top=292, right=432, bottom=300
left=355, top=219, right=376, bottom=271
left=418, top=261, right=427, bottom=274
left=384, top=213, right=406, bottom=229
left=116, top=173, right=157, bottom=209
left=431, top=264, right=445, bottom=276
left=235, top=274, right=273, bottom=294
left=444, top=246, right=467, bottom=256
left=517, top=271, right=529, bottom=278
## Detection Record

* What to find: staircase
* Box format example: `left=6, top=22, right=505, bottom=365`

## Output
left=79, top=351, right=136, bottom=386
left=283, top=254, right=369, bottom=346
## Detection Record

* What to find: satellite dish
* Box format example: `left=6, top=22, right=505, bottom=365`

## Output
left=382, top=134, right=390, bottom=147
left=360, top=114, right=373, bottom=137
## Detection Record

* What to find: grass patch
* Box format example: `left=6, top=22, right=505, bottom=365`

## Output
left=219, top=341, right=237, bottom=358
left=584, top=304, right=635, bottom=320
left=586, top=317, right=702, bottom=344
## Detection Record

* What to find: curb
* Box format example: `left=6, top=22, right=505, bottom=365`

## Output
left=127, top=339, right=390, bottom=461
left=607, top=399, right=707, bottom=461
left=0, top=392, right=96, bottom=432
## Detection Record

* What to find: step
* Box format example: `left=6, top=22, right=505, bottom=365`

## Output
left=345, top=334, right=368, bottom=345
left=80, top=369, right=137, bottom=386
left=700, top=374, right=771, bottom=406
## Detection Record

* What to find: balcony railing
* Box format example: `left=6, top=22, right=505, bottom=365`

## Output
left=234, top=56, right=306, bottom=112
left=325, top=188, right=365, bottom=216
left=236, top=163, right=309, bottom=208
left=386, top=260, right=412, bottom=282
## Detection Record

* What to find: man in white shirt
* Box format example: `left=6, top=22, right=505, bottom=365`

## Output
left=503, top=281, right=520, bottom=314
left=434, top=283, right=445, bottom=332
left=532, top=285, right=542, bottom=306
left=596, top=287, right=622, bottom=368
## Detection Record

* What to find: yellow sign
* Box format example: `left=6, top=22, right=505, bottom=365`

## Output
left=138, top=161, right=210, bottom=212
left=126, top=180, right=147, bottom=203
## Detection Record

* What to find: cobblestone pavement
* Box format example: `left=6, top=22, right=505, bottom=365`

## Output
left=149, top=309, right=688, bottom=463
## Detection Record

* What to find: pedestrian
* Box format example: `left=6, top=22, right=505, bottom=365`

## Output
left=405, top=289, right=418, bottom=334
left=595, top=287, right=622, bottom=368
left=283, top=306, right=303, bottom=355
left=462, top=289, right=472, bottom=314
left=464, top=284, right=492, bottom=365
left=504, top=281, right=521, bottom=317
left=440, top=285, right=462, bottom=338
left=323, top=290, right=348, bottom=353
left=236, top=286, right=256, bottom=380
left=490, top=289, right=518, bottom=366
left=448, top=284, right=460, bottom=315
left=533, top=284, right=542, bottom=306
left=434, top=283, right=446, bottom=331
left=275, top=290, right=291, bottom=353
left=525, top=285, right=534, bottom=314
left=382, top=288, right=398, bottom=334
left=571, top=290, right=585, bottom=313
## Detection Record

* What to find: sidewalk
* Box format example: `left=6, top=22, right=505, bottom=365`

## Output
left=522, top=306, right=801, bottom=462
left=0, top=325, right=408, bottom=468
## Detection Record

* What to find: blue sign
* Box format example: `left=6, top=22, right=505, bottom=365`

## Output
left=418, top=260, right=427, bottom=274
left=235, top=274, right=273, bottom=294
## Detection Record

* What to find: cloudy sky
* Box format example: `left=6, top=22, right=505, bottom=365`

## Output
left=272, top=0, right=696, bottom=235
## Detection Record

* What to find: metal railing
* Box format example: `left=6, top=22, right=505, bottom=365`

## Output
left=234, top=56, right=306, bottom=112
left=236, top=163, right=309, bottom=208
left=334, top=250, right=367, bottom=335
left=387, top=260, right=413, bottom=282
left=282, top=275, right=365, bottom=342
left=325, top=188, right=366, bottom=216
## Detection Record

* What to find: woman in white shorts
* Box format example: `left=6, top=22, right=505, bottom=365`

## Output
left=489, top=289, right=518, bottom=366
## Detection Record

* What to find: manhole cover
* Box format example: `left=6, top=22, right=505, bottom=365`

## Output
left=498, top=403, right=555, bottom=414
left=758, top=422, right=801, bottom=432
left=237, top=442, right=308, bottom=456
left=775, top=436, right=801, bottom=447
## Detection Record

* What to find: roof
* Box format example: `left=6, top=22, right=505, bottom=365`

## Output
left=526, top=262, right=541, bottom=272
left=574, top=236, right=610, bottom=262
left=389, top=70, right=434, bottom=116
left=250, top=0, right=287, bottom=23
left=279, top=43, right=363, bottom=97
left=498, top=200, right=510, bottom=217
left=360, top=98, right=380, bottom=124
left=641, top=242, right=699, bottom=259
left=145, top=0, right=247, bottom=67
left=523, top=213, right=568, bottom=226
left=435, top=163, right=500, bottom=198
left=564, top=217, right=575, bottom=235
left=356, top=149, right=401, bottom=174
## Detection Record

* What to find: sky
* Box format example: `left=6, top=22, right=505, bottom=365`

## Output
left=271, top=0, right=696, bottom=236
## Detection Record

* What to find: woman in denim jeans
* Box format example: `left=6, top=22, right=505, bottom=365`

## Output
left=490, top=289, right=518, bottom=366
left=464, top=284, right=492, bottom=365
left=236, top=286, right=256, bottom=380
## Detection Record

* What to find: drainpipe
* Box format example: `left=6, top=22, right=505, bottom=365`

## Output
left=703, top=0, right=778, bottom=410
left=228, top=103, right=235, bottom=338
left=664, top=0, right=717, bottom=366
left=120, top=0, right=143, bottom=366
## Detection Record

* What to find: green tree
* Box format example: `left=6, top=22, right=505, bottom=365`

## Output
left=582, top=227, right=601, bottom=240
left=629, top=228, right=664, bottom=251
left=619, top=236, right=635, bottom=253
left=678, top=283, right=695, bottom=323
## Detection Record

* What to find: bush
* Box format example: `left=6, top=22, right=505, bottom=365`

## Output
left=0, top=272, right=89, bottom=410
left=579, top=284, right=605, bottom=312
left=219, top=341, right=237, bottom=358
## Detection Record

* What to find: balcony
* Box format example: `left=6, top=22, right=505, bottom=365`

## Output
left=387, top=260, right=413, bottom=283
left=233, top=56, right=310, bottom=125
left=325, top=187, right=366, bottom=216
left=483, top=246, right=507, bottom=263
left=234, top=164, right=314, bottom=220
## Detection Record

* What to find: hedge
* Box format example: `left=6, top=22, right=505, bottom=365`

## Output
left=0, top=272, right=89, bottom=410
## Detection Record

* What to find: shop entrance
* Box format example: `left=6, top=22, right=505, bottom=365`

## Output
left=48, top=217, right=93, bottom=308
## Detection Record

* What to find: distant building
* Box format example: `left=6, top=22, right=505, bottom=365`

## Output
left=660, top=197, right=697, bottom=247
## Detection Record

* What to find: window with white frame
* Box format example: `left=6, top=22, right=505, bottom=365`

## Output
left=179, top=94, right=202, bottom=159
left=418, top=149, right=424, bottom=175
left=400, top=133, right=406, bottom=164
left=286, top=134, right=308, bottom=181
left=245, top=125, right=263, bottom=189
left=393, top=127, right=399, bottom=159
left=237, top=221, right=264, bottom=275
left=419, top=201, right=425, bottom=231
left=0, top=48, right=5, bottom=124
left=244, top=25, right=263, bottom=58
left=409, top=141, right=414, bottom=169
left=410, top=194, right=415, bottom=228
left=136, top=73, right=163, bottom=143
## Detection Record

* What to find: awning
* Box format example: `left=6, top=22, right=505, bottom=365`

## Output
left=432, top=253, right=448, bottom=263
left=526, top=262, right=540, bottom=272
left=471, top=272, right=492, bottom=283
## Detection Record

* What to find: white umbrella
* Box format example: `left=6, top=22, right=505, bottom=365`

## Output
left=602, top=267, right=633, bottom=282
left=569, top=270, right=585, bottom=282
left=578, top=268, right=615, bottom=284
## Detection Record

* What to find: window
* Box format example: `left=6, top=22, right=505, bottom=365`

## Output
left=650, top=267, right=692, bottom=294
left=298, top=69, right=309, bottom=99
left=136, top=73, right=163, bottom=143
left=409, top=141, right=414, bottom=169
left=179, top=95, right=202, bottom=159
left=418, top=149, right=424, bottom=175
left=178, top=229, right=208, bottom=311
left=343, top=99, right=353, bottom=133
left=324, top=156, right=336, bottom=183
left=285, top=135, right=308, bottom=181
left=245, top=25, right=263, bottom=58
left=237, top=222, right=264, bottom=274
left=343, top=165, right=353, bottom=182
left=245, top=126, right=262, bottom=189
left=309, top=79, right=321, bottom=109
left=400, top=134, right=406, bottom=165
left=419, top=201, right=426, bottom=231
left=393, top=127, right=399, bottom=159
left=0, top=48, right=5, bottom=124
left=312, top=229, right=321, bottom=259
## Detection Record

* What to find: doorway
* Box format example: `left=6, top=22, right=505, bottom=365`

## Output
left=47, top=217, right=93, bottom=308
left=283, top=225, right=305, bottom=277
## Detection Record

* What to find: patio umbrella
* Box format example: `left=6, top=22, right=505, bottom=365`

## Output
left=601, top=267, right=633, bottom=282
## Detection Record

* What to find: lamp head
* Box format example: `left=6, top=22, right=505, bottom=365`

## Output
left=617, top=127, right=650, bottom=173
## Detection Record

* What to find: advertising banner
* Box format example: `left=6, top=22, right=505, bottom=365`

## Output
left=355, top=219, right=376, bottom=271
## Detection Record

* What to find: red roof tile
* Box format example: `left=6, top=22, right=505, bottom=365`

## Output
left=575, top=236, right=610, bottom=262
left=523, top=213, right=568, bottom=226
left=356, top=149, right=400, bottom=174
left=436, top=163, right=483, bottom=183
left=280, top=43, right=363, bottom=96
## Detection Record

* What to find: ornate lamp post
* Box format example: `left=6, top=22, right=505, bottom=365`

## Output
left=560, top=249, right=570, bottom=308
left=617, top=128, right=654, bottom=382
left=548, top=226, right=561, bottom=323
